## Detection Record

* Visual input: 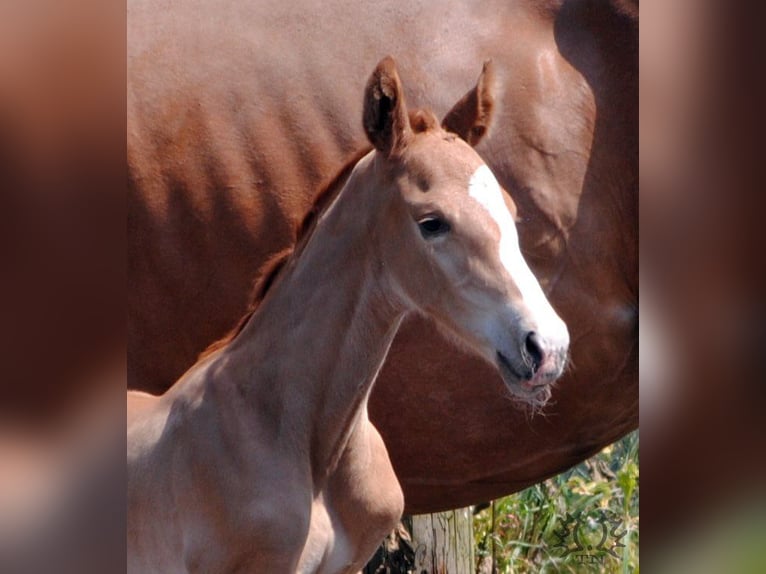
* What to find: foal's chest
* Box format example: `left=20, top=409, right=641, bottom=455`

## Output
left=298, top=422, right=404, bottom=573
left=297, top=494, right=355, bottom=573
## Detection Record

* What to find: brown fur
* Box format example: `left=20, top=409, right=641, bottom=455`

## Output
left=129, top=57, right=570, bottom=572
left=198, top=146, right=379, bottom=360
left=128, top=0, right=638, bottom=513
left=198, top=248, right=291, bottom=359
left=442, top=60, right=495, bottom=145
left=199, top=115, right=441, bottom=361
left=409, top=110, right=440, bottom=134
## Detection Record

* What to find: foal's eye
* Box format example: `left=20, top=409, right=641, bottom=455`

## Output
left=417, top=215, right=451, bottom=239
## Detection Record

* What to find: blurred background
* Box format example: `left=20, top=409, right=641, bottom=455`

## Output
left=640, top=0, right=766, bottom=571
left=0, top=0, right=125, bottom=572
left=1, top=0, right=765, bottom=571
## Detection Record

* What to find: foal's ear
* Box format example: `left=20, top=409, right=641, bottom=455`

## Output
left=442, top=60, right=496, bottom=147
left=363, top=56, right=411, bottom=156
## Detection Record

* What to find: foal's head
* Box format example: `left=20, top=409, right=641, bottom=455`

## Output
left=361, top=57, right=569, bottom=405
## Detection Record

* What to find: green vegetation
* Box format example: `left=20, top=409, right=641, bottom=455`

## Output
left=474, top=431, right=639, bottom=573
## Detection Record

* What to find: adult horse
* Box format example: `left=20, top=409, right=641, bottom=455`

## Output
left=129, top=57, right=568, bottom=573
left=128, top=0, right=637, bottom=512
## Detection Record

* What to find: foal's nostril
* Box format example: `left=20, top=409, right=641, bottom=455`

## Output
left=524, top=331, right=545, bottom=373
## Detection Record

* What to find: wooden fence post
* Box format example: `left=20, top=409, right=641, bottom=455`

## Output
left=363, top=509, right=474, bottom=573
left=411, top=508, right=474, bottom=574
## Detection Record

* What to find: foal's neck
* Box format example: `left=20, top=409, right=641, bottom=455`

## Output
left=215, top=154, right=406, bottom=481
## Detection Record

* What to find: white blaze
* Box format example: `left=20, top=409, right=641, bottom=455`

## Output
left=468, top=165, right=569, bottom=348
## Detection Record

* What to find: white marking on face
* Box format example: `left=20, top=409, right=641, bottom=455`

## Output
left=468, top=165, right=569, bottom=348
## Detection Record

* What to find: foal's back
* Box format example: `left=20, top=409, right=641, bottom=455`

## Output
left=127, top=391, right=156, bottom=426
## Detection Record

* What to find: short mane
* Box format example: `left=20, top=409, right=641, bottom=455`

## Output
left=200, top=109, right=442, bottom=360
left=198, top=145, right=372, bottom=359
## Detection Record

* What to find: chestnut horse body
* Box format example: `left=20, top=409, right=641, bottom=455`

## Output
left=128, top=0, right=637, bottom=512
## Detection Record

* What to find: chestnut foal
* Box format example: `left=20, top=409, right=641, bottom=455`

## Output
left=127, top=57, right=568, bottom=573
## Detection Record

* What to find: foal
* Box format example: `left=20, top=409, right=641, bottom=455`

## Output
left=128, top=57, right=569, bottom=573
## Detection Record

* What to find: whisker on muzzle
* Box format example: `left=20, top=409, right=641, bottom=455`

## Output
left=502, top=380, right=556, bottom=419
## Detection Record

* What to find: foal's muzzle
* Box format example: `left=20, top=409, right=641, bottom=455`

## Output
left=496, top=330, right=568, bottom=390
